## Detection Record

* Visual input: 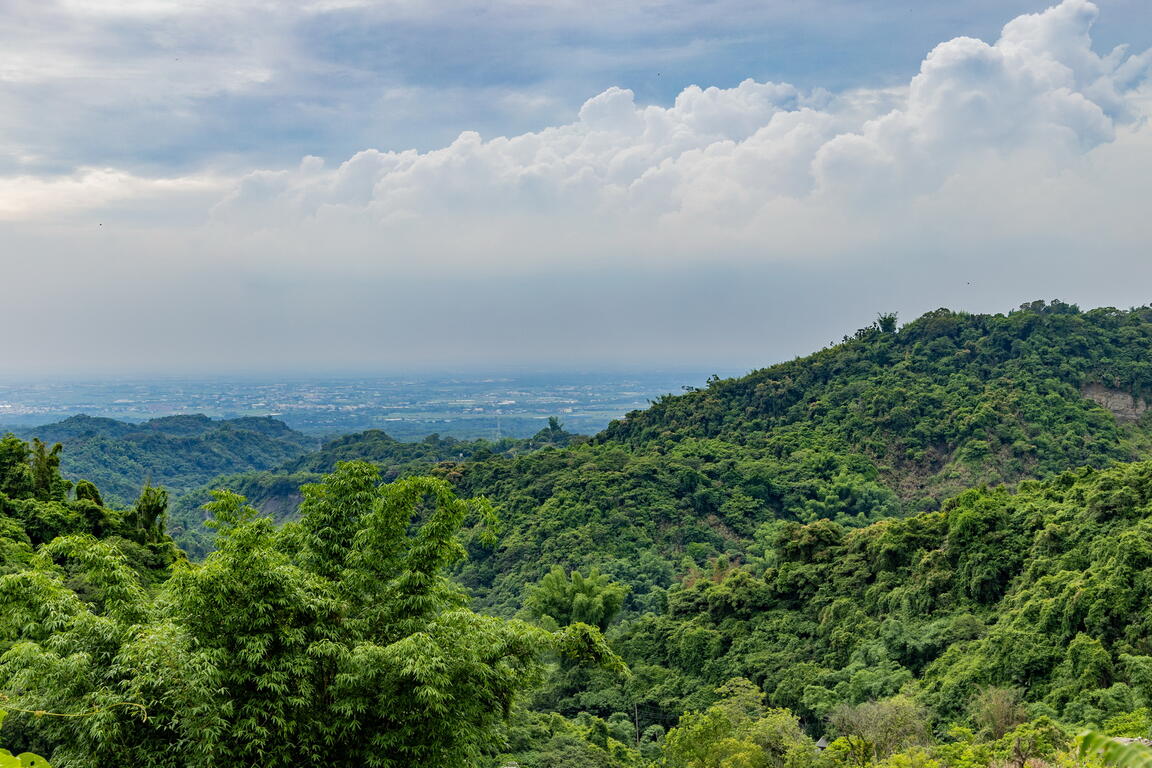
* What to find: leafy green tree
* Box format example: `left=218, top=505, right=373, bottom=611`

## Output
left=969, top=687, right=1028, bottom=739
left=992, top=717, right=1066, bottom=768
left=828, top=696, right=930, bottom=768
left=526, top=566, right=629, bottom=631
left=0, top=463, right=621, bottom=768
left=493, top=708, right=641, bottom=768
left=72, top=481, right=103, bottom=507
left=28, top=440, right=65, bottom=502
left=1103, top=709, right=1152, bottom=738
left=0, top=435, right=33, bottom=499
left=130, top=483, right=168, bottom=545
left=660, top=679, right=815, bottom=768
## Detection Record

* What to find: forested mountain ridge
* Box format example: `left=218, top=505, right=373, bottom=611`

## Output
left=167, top=419, right=579, bottom=556
left=601, top=301, right=1152, bottom=498
left=11, top=414, right=315, bottom=506
left=452, top=302, right=1152, bottom=615
left=8, top=302, right=1152, bottom=766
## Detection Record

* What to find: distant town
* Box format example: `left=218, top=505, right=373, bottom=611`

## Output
left=0, top=371, right=732, bottom=440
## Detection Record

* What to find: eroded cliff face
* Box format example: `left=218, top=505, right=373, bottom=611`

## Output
left=1083, top=382, right=1149, bottom=422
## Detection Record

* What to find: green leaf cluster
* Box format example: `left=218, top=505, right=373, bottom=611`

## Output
left=0, top=462, right=616, bottom=767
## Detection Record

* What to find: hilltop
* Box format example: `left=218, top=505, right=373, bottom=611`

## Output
left=451, top=301, right=1152, bottom=612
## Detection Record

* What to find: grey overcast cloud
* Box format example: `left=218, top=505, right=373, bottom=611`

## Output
left=2, top=0, right=1151, bottom=375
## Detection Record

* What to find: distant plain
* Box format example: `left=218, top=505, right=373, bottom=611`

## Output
left=0, top=371, right=732, bottom=440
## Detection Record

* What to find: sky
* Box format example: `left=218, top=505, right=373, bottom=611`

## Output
left=2, top=0, right=1151, bottom=376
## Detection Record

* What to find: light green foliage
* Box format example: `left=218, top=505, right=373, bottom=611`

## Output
left=873, top=747, right=940, bottom=768
left=828, top=696, right=929, bottom=768
left=1104, top=709, right=1152, bottom=738
left=660, top=679, right=816, bottom=768
left=991, top=717, right=1067, bottom=768
left=929, top=727, right=994, bottom=768
left=0, top=436, right=33, bottom=500
left=0, top=437, right=172, bottom=578
left=0, top=463, right=619, bottom=767
left=492, top=708, right=643, bottom=768
left=968, top=687, right=1028, bottom=739
left=1080, top=731, right=1152, bottom=768
left=527, top=566, right=629, bottom=630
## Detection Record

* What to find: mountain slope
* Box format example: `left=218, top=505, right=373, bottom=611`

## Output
left=582, top=458, right=1152, bottom=732
left=167, top=420, right=580, bottom=556
left=602, top=302, right=1152, bottom=497
left=13, top=414, right=315, bottom=505
left=452, top=302, right=1152, bottom=614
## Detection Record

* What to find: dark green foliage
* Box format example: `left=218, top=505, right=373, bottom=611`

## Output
left=28, top=441, right=66, bottom=502
left=447, top=303, right=1152, bottom=619
left=167, top=422, right=582, bottom=558
left=131, top=484, right=168, bottom=545
left=598, top=460, right=1152, bottom=733
left=72, top=481, right=102, bottom=507
left=14, top=415, right=315, bottom=506
left=0, top=437, right=33, bottom=500
left=0, top=711, right=52, bottom=768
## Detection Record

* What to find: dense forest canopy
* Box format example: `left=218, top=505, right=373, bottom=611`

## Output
left=11, top=414, right=315, bottom=506
left=6, top=301, right=1152, bottom=766
left=452, top=302, right=1152, bottom=614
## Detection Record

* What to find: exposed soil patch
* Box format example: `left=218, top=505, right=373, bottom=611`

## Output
left=1083, top=383, right=1149, bottom=422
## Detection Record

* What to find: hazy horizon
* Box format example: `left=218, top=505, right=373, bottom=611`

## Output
left=4, top=0, right=1151, bottom=374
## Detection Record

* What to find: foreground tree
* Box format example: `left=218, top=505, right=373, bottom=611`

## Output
left=0, top=462, right=619, bottom=768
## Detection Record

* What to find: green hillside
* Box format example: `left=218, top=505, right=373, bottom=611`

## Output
left=167, top=419, right=579, bottom=556
left=13, top=414, right=316, bottom=505
left=568, top=459, right=1152, bottom=733
left=8, top=301, right=1152, bottom=767
left=453, top=302, right=1152, bottom=614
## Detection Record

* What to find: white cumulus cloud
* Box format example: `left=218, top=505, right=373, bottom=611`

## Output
left=194, top=0, right=1149, bottom=268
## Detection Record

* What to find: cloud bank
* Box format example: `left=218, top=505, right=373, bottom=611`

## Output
left=2, top=0, right=1152, bottom=373
left=190, top=0, right=1150, bottom=268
